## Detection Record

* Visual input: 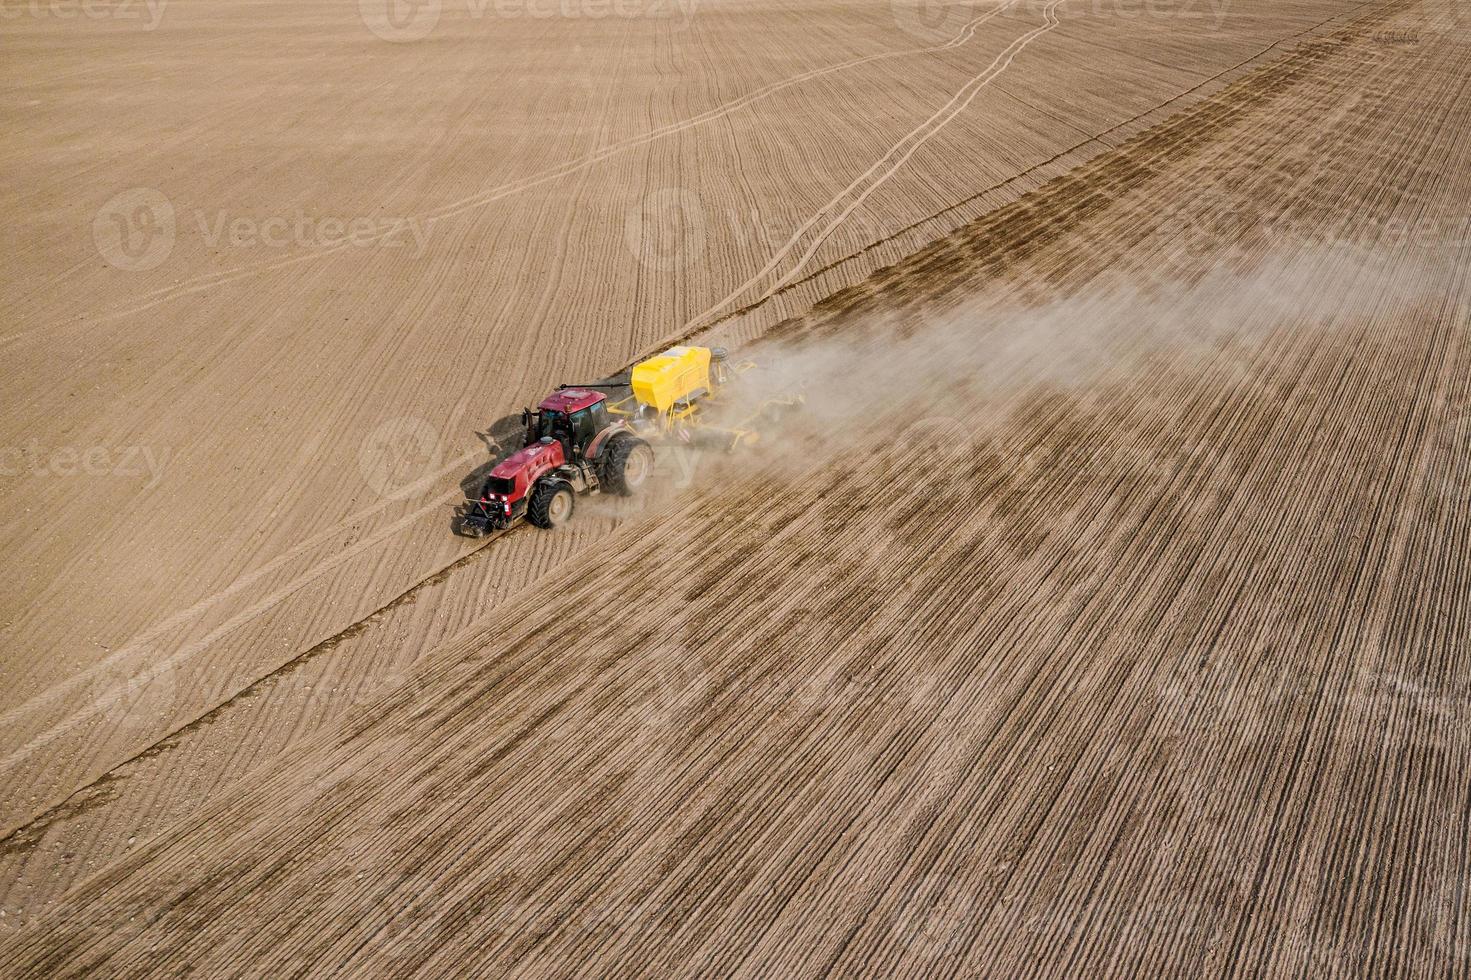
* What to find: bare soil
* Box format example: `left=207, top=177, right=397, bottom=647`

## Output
left=2, top=0, right=1468, bottom=976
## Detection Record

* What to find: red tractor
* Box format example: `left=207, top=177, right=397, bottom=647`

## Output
left=459, top=387, right=653, bottom=535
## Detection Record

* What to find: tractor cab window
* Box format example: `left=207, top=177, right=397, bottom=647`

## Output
left=541, top=410, right=577, bottom=457
left=568, top=404, right=607, bottom=448
left=586, top=401, right=609, bottom=432
left=536, top=410, right=565, bottom=441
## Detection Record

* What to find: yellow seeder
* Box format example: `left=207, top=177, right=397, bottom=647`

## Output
left=607, top=345, right=799, bottom=451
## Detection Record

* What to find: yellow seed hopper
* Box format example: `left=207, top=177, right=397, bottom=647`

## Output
left=630, top=345, right=712, bottom=412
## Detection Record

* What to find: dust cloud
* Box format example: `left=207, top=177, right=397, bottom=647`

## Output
left=584, top=245, right=1457, bottom=527
left=742, top=247, right=1451, bottom=440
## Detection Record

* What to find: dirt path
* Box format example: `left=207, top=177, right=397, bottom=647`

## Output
left=2, top=0, right=1466, bottom=975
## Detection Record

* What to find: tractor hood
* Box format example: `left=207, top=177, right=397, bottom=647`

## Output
left=490, top=439, right=565, bottom=482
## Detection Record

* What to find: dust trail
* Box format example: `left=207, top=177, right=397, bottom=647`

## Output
left=599, top=246, right=1456, bottom=522
left=753, top=249, right=1442, bottom=426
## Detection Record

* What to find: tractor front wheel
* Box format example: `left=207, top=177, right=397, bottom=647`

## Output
left=528, top=480, right=575, bottom=529
left=600, top=435, right=655, bottom=495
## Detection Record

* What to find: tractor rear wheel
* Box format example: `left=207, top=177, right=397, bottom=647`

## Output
left=528, top=480, right=575, bottom=529
left=600, top=434, right=654, bottom=495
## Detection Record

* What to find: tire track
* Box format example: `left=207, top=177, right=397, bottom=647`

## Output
left=1, top=5, right=1019, bottom=340
left=685, top=0, right=1064, bottom=329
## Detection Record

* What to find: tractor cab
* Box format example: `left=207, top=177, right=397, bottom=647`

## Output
left=527, top=388, right=609, bottom=460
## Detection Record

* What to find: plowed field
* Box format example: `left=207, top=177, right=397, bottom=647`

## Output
left=2, top=0, right=1468, bottom=976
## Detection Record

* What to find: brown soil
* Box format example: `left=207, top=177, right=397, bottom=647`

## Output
left=2, top=0, right=1468, bottom=976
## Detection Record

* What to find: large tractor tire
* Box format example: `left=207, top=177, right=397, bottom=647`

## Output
left=599, top=434, right=655, bottom=495
left=528, top=480, right=575, bottom=529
